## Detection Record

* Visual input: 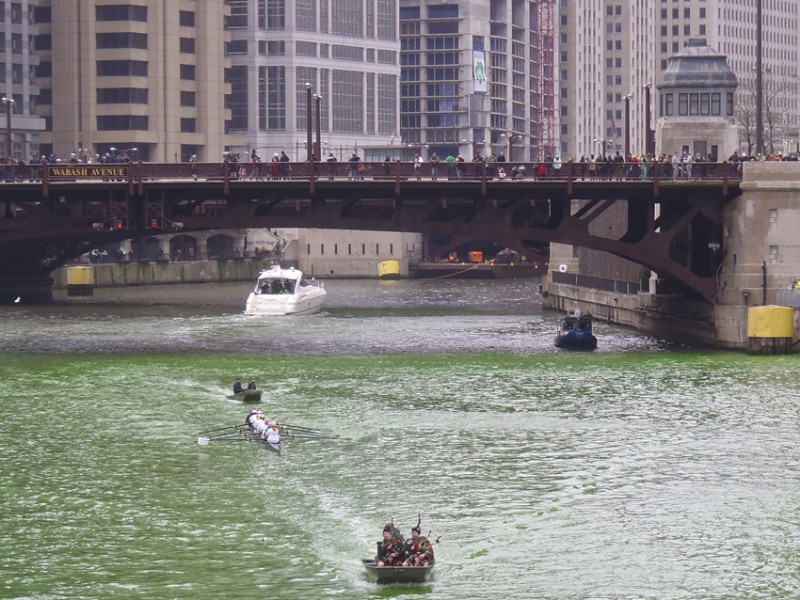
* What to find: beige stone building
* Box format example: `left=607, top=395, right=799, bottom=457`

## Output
left=35, top=0, right=239, bottom=162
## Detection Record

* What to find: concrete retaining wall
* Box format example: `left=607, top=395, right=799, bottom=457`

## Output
left=53, top=258, right=281, bottom=289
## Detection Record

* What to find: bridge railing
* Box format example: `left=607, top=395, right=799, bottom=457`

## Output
left=0, top=159, right=744, bottom=186
left=552, top=270, right=642, bottom=296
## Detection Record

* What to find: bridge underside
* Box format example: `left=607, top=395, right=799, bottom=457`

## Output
left=0, top=177, right=740, bottom=303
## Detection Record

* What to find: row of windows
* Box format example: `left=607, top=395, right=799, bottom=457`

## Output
left=309, top=242, right=396, bottom=257
left=96, top=5, right=148, bottom=22
left=661, top=92, right=735, bottom=117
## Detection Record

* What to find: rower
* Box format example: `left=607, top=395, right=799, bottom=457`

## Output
left=245, top=409, right=259, bottom=428
left=265, top=421, right=280, bottom=444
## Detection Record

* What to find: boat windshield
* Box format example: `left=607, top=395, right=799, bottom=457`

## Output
left=258, top=278, right=297, bottom=295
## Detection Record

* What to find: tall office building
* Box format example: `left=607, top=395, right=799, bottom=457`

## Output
left=225, top=0, right=401, bottom=162
left=558, top=0, right=799, bottom=161
left=0, top=0, right=46, bottom=161
left=399, top=0, right=557, bottom=162
left=34, top=0, right=237, bottom=162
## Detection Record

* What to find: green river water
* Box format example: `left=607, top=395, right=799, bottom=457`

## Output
left=1, top=279, right=798, bottom=599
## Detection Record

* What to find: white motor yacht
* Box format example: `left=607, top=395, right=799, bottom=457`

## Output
left=244, top=265, right=326, bottom=316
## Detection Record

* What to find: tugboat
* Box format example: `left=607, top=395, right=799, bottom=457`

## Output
left=554, top=310, right=597, bottom=350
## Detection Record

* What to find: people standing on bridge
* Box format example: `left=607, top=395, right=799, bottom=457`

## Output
left=455, top=154, right=465, bottom=179
left=429, top=152, right=440, bottom=181
left=348, top=152, right=361, bottom=180
left=414, top=154, right=423, bottom=180
left=250, top=149, right=261, bottom=179
left=279, top=151, right=290, bottom=179
left=444, top=153, right=456, bottom=179
left=326, top=152, right=337, bottom=179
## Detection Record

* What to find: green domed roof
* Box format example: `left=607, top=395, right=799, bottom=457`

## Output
left=659, top=38, right=738, bottom=89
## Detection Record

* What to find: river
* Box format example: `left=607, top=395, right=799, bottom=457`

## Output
left=1, top=279, right=798, bottom=599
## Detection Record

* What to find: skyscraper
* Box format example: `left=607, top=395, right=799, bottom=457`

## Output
left=1, top=0, right=46, bottom=161
left=35, top=0, right=236, bottom=162
left=225, top=0, right=401, bottom=161
left=399, top=0, right=557, bottom=162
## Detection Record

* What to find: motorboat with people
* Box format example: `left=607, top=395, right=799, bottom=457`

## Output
left=226, top=389, right=262, bottom=403
left=554, top=309, right=598, bottom=350
left=363, top=519, right=436, bottom=584
left=244, top=265, right=326, bottom=316
left=361, top=559, right=434, bottom=585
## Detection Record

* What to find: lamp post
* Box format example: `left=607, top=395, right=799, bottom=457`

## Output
left=501, top=132, right=519, bottom=163
left=2, top=97, right=15, bottom=161
left=313, top=93, right=322, bottom=162
left=461, top=138, right=483, bottom=160
left=644, top=83, right=654, bottom=156
left=305, top=82, right=313, bottom=162
left=623, top=93, right=632, bottom=157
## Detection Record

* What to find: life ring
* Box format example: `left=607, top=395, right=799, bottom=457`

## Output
left=558, top=264, right=568, bottom=273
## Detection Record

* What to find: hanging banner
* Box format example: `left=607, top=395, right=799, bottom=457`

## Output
left=473, top=50, right=487, bottom=93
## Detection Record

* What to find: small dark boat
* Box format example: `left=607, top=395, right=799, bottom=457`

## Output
left=361, top=559, right=434, bottom=584
left=554, top=312, right=597, bottom=350
left=227, top=389, right=262, bottom=403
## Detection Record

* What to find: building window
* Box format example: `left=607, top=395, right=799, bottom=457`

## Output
left=678, top=93, right=688, bottom=116
left=769, top=209, right=778, bottom=227
left=96, top=32, right=148, bottom=50
left=267, top=66, right=286, bottom=129
left=228, top=0, right=247, bottom=28
left=97, top=88, right=149, bottom=104
left=769, top=245, right=779, bottom=264
left=332, top=0, right=361, bottom=36
left=180, top=37, right=196, bottom=54
left=227, top=39, right=247, bottom=55
left=229, top=65, right=248, bottom=129
left=296, top=0, right=316, bottom=31
left=180, top=64, right=196, bottom=80
left=179, top=10, right=195, bottom=27
left=180, top=118, right=196, bottom=133
left=181, top=91, right=196, bottom=107
left=267, top=0, right=285, bottom=30
left=97, top=60, right=148, bottom=77
left=97, top=115, right=149, bottom=130
left=332, top=69, right=363, bottom=133
left=96, top=5, right=148, bottom=21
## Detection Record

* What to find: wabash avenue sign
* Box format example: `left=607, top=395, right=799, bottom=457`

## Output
left=47, top=165, right=129, bottom=179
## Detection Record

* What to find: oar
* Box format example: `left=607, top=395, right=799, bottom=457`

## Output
left=197, top=436, right=253, bottom=445
left=196, top=423, right=249, bottom=436
left=276, top=422, right=326, bottom=434
left=282, top=431, right=340, bottom=440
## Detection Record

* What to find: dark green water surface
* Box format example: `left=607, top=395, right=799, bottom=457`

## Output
left=1, top=279, right=798, bottom=599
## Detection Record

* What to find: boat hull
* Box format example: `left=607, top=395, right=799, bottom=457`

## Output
left=245, top=290, right=326, bottom=315
left=554, top=333, right=598, bottom=350
left=244, top=265, right=326, bottom=316
left=362, top=559, right=434, bottom=584
left=226, top=390, right=263, bottom=403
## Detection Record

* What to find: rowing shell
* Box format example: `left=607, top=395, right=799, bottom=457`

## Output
left=361, top=559, right=434, bottom=584
left=242, top=429, right=282, bottom=453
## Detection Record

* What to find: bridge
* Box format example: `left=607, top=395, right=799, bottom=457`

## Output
left=0, top=160, right=742, bottom=303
